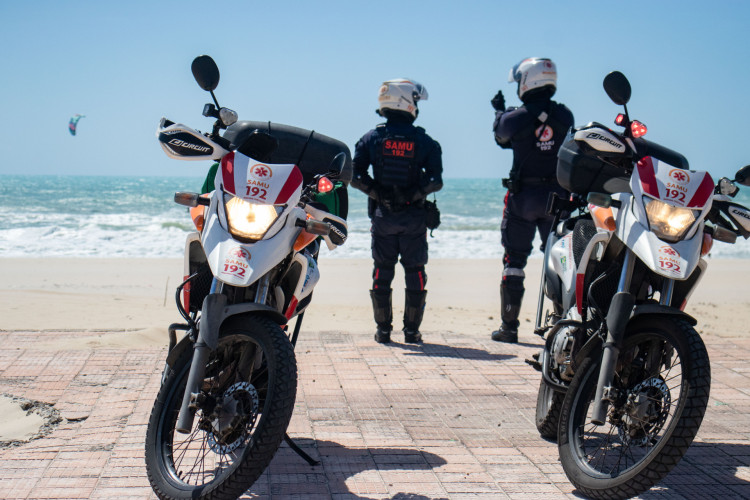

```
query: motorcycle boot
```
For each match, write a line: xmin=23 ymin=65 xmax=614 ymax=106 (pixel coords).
xmin=403 ymin=289 xmax=427 ymax=343
xmin=370 ymin=289 xmax=393 ymax=343
xmin=492 ymin=275 xmax=524 ymax=343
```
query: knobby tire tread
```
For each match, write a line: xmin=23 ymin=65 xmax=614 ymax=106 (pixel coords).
xmin=536 ymin=379 xmax=564 ymax=441
xmin=146 ymin=315 xmax=298 ymax=500
xmin=558 ymin=318 xmax=711 ymax=500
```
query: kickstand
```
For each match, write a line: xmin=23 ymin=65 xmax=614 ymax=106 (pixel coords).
xmin=284 ymin=433 xmax=319 ymax=466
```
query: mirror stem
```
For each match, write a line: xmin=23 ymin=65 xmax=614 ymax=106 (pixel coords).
xmin=209 ymin=90 xmax=221 ymax=110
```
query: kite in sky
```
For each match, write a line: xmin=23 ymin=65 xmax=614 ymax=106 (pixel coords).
xmin=68 ymin=114 xmax=85 ymax=136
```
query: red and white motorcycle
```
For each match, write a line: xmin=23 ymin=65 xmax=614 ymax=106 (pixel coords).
xmin=144 ymin=55 xmax=349 ymax=500
xmin=531 ymin=70 xmax=750 ymax=498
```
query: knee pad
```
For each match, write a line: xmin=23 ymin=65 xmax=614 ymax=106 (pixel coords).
xmin=373 ymin=265 xmax=395 ymax=291
xmin=404 ymin=266 xmax=427 ymax=291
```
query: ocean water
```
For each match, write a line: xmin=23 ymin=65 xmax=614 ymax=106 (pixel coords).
xmin=2 ymin=175 xmax=750 ymax=260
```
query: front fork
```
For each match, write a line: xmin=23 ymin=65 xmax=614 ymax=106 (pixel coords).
xmin=590 ymin=249 xmax=675 ymax=425
xmin=175 ymin=275 xmax=271 ymax=434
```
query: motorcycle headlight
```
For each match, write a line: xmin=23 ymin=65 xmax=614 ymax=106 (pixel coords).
xmin=644 ymin=197 xmax=698 ymax=242
xmin=224 ymin=194 xmax=282 ymax=241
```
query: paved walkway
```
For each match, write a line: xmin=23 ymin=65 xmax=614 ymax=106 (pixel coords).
xmin=2 ymin=329 xmax=750 ymax=499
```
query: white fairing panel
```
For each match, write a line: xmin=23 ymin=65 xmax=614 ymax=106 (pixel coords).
xmin=550 ymin=233 xmax=575 ymax=294
xmin=614 ymin=193 xmax=702 ymax=280
xmin=201 ymin=204 xmax=305 ymax=286
xmin=216 ymin=152 xmax=302 ymax=207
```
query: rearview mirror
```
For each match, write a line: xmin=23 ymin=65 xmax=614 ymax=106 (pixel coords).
xmin=603 ymin=71 xmax=632 ymax=106
xmin=328 ymin=152 xmax=346 ymax=177
xmin=191 ymin=55 xmax=220 ymax=92
xmin=734 ymin=165 xmax=750 ymax=186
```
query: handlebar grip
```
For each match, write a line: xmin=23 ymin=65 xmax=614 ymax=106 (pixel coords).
xmin=301 ymin=219 xmax=331 ymax=236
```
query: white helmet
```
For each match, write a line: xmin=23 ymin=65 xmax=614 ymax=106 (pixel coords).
xmin=508 ymin=58 xmax=557 ymax=99
xmin=377 ymin=78 xmax=429 ymax=119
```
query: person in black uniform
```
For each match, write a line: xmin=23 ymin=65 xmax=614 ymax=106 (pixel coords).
xmin=351 ymin=78 xmax=443 ymax=344
xmin=491 ymin=58 xmax=575 ymax=343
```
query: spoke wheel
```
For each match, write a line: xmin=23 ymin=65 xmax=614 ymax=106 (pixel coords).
xmin=146 ymin=316 xmax=297 ymax=500
xmin=558 ymin=317 xmax=710 ymax=499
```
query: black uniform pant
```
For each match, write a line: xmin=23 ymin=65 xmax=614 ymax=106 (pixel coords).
xmin=371 ymin=205 xmax=428 ymax=292
xmin=499 ymin=184 xmax=566 ymax=328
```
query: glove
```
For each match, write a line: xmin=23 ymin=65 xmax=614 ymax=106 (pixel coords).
xmin=491 ymin=90 xmax=506 ymax=112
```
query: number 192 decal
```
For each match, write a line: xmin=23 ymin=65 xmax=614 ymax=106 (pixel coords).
xmin=246 ymin=186 xmax=267 ymax=199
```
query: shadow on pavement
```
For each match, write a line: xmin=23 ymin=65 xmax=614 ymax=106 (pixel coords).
xmin=567 ymin=441 xmax=750 ymax=498
xmin=390 ymin=341 xmax=516 ymax=361
xmin=258 ymin=438 xmax=449 ymax=500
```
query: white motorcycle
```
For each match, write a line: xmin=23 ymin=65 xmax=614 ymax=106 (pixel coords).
xmin=144 ymin=55 xmax=349 ymax=500
xmin=531 ymin=71 xmax=750 ymax=498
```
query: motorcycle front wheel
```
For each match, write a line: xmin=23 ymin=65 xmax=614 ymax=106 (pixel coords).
xmin=145 ymin=315 xmax=297 ymax=500
xmin=558 ymin=317 xmax=710 ymax=499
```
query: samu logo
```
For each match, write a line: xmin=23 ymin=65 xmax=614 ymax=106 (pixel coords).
xmin=249 ymin=164 xmax=273 ymax=181
xmin=669 ymin=169 xmax=690 ymax=184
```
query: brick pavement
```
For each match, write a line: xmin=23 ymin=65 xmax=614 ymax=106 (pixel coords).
xmin=2 ymin=329 xmax=750 ymax=499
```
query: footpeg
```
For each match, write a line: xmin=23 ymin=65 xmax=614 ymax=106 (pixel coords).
xmin=525 ymin=357 xmax=542 ymax=372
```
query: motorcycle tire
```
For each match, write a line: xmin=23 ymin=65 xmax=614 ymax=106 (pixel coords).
xmin=535 ymin=379 xmax=565 ymax=440
xmin=145 ymin=315 xmax=297 ymax=500
xmin=558 ymin=317 xmax=710 ymax=499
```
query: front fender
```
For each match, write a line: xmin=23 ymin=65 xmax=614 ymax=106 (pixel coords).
xmin=572 ymin=304 xmax=697 ymax=370
xmin=165 ymin=303 xmax=287 ymax=369
xmin=631 ymin=304 xmax=697 ymax=326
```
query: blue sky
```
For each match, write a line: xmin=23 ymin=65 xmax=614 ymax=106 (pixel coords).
xmin=1 ymin=1 xmax=748 ymax=179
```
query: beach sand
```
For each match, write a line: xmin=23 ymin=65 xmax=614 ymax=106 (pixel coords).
xmin=1 ymin=256 xmax=749 ymax=442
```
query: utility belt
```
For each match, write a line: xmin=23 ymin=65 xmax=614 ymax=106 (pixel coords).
xmin=369 ymin=195 xmax=425 ymax=217
xmin=502 ymin=176 xmax=558 ymax=194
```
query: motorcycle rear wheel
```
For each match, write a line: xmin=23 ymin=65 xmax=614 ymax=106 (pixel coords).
xmin=535 ymin=379 xmax=565 ymax=440
xmin=558 ymin=317 xmax=710 ymax=499
xmin=145 ymin=315 xmax=297 ymax=500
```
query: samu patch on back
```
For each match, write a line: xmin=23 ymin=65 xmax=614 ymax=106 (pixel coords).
xmin=382 ymin=139 xmax=415 ymax=158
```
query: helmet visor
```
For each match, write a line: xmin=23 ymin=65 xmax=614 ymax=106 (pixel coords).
xmin=412 ymin=80 xmax=428 ymax=101
xmin=508 ymin=61 xmax=523 ymax=83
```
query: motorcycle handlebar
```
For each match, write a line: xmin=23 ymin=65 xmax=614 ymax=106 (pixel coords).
xmin=632 ymin=137 xmax=690 ymax=170
xmin=295 ymin=218 xmax=331 ymax=236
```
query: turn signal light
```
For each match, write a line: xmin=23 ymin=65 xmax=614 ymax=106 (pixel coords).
xmin=701 ymin=232 xmax=714 ymax=257
xmin=615 ymin=113 xmax=626 ymax=125
xmin=631 ymin=120 xmax=648 ymax=138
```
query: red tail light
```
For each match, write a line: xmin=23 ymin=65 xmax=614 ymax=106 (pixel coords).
xmin=631 ymin=120 xmax=647 ymax=138
xmin=317 ymin=176 xmax=334 ymax=193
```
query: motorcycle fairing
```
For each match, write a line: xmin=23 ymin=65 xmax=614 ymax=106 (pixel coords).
xmin=549 ymin=232 xmax=576 ymax=299
xmin=618 ymin=158 xmax=713 ymax=279
xmin=218 ymin=152 xmax=303 ymax=207
xmin=613 ymin=193 xmax=702 ymax=280
xmin=202 ymin=202 xmax=306 ymax=287
xmin=632 ymin=157 xmax=714 ymax=235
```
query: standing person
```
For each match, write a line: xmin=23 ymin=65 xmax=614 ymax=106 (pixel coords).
xmin=490 ymin=58 xmax=574 ymax=343
xmin=351 ymin=78 xmax=443 ymax=344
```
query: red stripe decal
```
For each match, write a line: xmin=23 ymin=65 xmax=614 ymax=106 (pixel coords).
xmin=637 ymin=157 xmax=659 ymax=198
xmin=284 ymin=296 xmax=299 ymax=320
xmin=221 ymin=153 xmax=236 ymax=194
xmin=274 ymin=166 xmax=303 ymax=204
xmin=687 ymin=173 xmax=715 ymax=208
xmin=576 ymin=273 xmax=585 ymax=315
